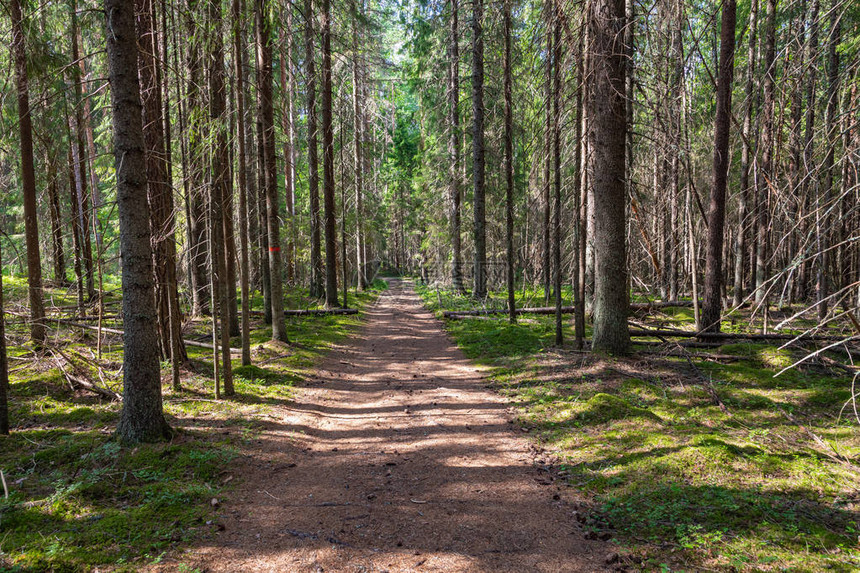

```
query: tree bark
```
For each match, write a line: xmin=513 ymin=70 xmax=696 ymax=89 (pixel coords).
xmin=306 ymin=0 xmax=324 ymax=299
xmin=321 ymin=0 xmax=339 ymax=307
xmin=448 ymin=0 xmax=464 ymax=293
xmin=233 ymin=0 xmax=252 ymax=366
xmin=573 ymin=31 xmax=585 ymax=350
xmin=11 ymin=0 xmax=46 ymax=346
xmin=504 ymin=0 xmax=516 ymax=325
xmin=819 ymin=5 xmax=840 ymax=321
xmin=702 ymin=0 xmax=737 ymax=333
xmin=185 ymin=0 xmax=210 ymax=316
xmin=0 ymin=237 xmax=8 ymax=434
xmin=733 ymin=0 xmax=758 ymax=306
xmin=47 ymin=156 xmax=67 ymax=285
xmin=754 ymin=0 xmax=776 ymax=307
xmin=105 ymin=0 xmax=172 ymax=443
xmin=67 ymin=143 xmax=85 ymax=313
xmin=542 ymin=3 xmax=552 ymax=305
xmin=209 ymin=0 xmax=235 ymax=393
xmin=136 ymin=0 xmax=188 ymax=370
xmin=257 ymin=0 xmax=288 ymax=341
xmin=588 ymin=0 xmax=631 ymax=354
xmin=279 ymin=20 xmax=296 ymax=287
xmin=551 ymin=3 xmax=562 ymax=344
xmin=472 ymin=0 xmax=486 ymax=299
xmin=70 ymin=2 xmax=95 ymax=302
xmin=353 ymin=4 xmax=367 ymax=290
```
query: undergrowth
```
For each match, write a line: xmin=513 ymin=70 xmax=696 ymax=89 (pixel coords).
xmin=417 ymin=283 xmax=860 ymax=572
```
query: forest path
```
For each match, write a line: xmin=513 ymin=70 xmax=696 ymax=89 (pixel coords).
xmin=179 ymin=279 xmax=613 ymax=572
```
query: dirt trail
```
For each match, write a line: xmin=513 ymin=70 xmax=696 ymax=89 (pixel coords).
xmin=181 ymin=279 xmax=613 ymax=572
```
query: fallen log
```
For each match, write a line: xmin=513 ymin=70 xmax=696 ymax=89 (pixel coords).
xmin=628 ymin=327 xmax=854 ymax=343
xmin=249 ymin=308 xmax=359 ymax=317
xmin=443 ymin=301 xmax=693 ymax=318
xmin=54 ymin=319 xmax=243 ymax=354
xmin=284 ymin=308 xmax=357 ymax=316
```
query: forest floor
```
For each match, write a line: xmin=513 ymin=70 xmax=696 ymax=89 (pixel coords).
xmin=415 ymin=282 xmax=860 ymax=572
xmin=2 ymin=275 xmax=858 ymax=572
xmin=153 ymin=278 xmax=616 ymax=572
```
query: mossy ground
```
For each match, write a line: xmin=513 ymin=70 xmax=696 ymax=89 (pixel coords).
xmin=0 ymin=274 xmax=386 ymax=572
xmin=416 ymin=282 xmax=860 ymax=572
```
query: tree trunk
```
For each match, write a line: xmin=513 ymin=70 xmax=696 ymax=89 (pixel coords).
xmin=733 ymin=0 xmax=758 ymax=306
xmin=353 ymin=5 xmax=367 ymax=290
xmin=448 ymin=0 xmax=464 ymax=293
xmin=306 ymin=0 xmax=324 ymax=299
xmin=588 ymin=0 xmax=631 ymax=354
xmin=136 ymin=0 xmax=188 ymax=370
xmin=754 ymin=0 xmax=776 ymax=307
xmin=186 ymin=0 xmax=210 ymax=316
xmin=0 ymin=236 xmax=8 ymax=434
xmin=472 ymin=0 xmax=486 ymax=299
xmin=233 ymin=0 xmax=252 ymax=366
xmin=542 ymin=3 xmax=552 ymax=305
xmin=257 ymin=0 xmax=288 ymax=341
xmin=255 ymin=75 xmax=272 ymax=324
xmin=106 ymin=0 xmax=172 ymax=443
xmin=11 ymin=0 xmax=46 ymax=346
xmin=819 ymin=5 xmax=840 ymax=322
xmin=279 ymin=21 xmax=296 ymax=287
xmin=47 ymin=156 xmax=67 ymax=285
xmin=504 ymin=0 xmax=516 ymax=325
xmin=70 ymin=2 xmax=95 ymax=302
xmin=573 ymin=32 xmax=585 ymax=350
xmin=321 ymin=0 xmax=339 ymax=307
xmin=209 ymin=0 xmax=235 ymax=393
xmin=702 ymin=0 xmax=737 ymax=333
xmin=551 ymin=3 xmax=562 ymax=345
xmin=67 ymin=144 xmax=85 ymax=313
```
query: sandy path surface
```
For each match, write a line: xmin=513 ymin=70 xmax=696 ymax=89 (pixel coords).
xmin=179 ymin=279 xmax=613 ymax=572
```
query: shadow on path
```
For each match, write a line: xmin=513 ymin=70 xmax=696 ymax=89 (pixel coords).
xmin=168 ymin=279 xmax=614 ymax=573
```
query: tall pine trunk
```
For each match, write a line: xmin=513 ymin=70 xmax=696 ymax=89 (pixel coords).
xmin=11 ymin=0 xmax=46 ymax=346
xmin=589 ymin=0 xmax=631 ymax=354
xmin=448 ymin=0 xmax=464 ymax=293
xmin=257 ymin=0 xmax=288 ymax=341
xmin=209 ymin=0 xmax=235 ymax=393
xmin=136 ymin=0 xmax=188 ymax=371
xmin=106 ymin=0 xmax=172 ymax=443
xmin=702 ymin=0 xmax=737 ymax=333
xmin=733 ymin=0 xmax=758 ymax=306
xmin=504 ymin=0 xmax=516 ymax=325
xmin=186 ymin=0 xmax=210 ymax=316
xmin=551 ymin=2 xmax=562 ymax=344
xmin=0 ymin=237 xmax=8 ymax=434
xmin=472 ymin=0 xmax=486 ymax=299
xmin=321 ymin=0 xmax=339 ymax=307
xmin=306 ymin=0 xmax=323 ymax=299
xmin=754 ymin=0 xmax=776 ymax=309
xmin=233 ymin=0 xmax=252 ymax=366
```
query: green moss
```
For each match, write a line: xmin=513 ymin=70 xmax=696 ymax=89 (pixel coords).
xmin=576 ymin=393 xmax=662 ymax=425
xmin=416 ymin=284 xmax=860 ymax=572
xmin=0 ymin=279 xmax=384 ymax=571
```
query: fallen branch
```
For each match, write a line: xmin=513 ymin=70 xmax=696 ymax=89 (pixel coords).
xmin=777 ymin=406 xmax=860 ymax=474
xmin=50 ymin=348 xmax=121 ymax=401
xmin=443 ymin=301 xmax=692 ymax=318
xmin=628 ymin=327 xmax=853 ymax=343
xmin=250 ymin=308 xmax=358 ymax=317
xmin=54 ymin=318 xmax=242 ymax=354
